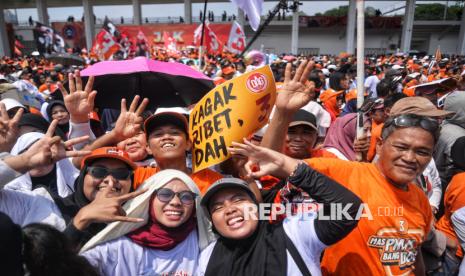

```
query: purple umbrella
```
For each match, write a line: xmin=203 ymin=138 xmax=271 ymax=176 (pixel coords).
xmin=80 ymin=57 xmax=213 ymax=110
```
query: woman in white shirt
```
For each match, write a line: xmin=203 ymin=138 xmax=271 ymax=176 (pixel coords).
xmin=81 ymin=169 xmax=214 ymax=276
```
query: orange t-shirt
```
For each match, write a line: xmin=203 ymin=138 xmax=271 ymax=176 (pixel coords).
xmin=303 ymin=158 xmax=433 ymax=276
xmin=367 ymin=123 xmax=383 ymax=162
xmin=435 ymin=172 xmax=465 ymax=258
xmin=133 ymin=166 xmax=223 ymax=195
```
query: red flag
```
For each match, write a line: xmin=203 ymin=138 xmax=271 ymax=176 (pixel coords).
xmin=163 ymin=31 xmax=177 ymax=53
xmin=227 ymin=21 xmax=246 ymax=54
xmin=193 ymin=23 xmax=223 ymax=54
xmin=91 ymin=29 xmax=121 ymax=60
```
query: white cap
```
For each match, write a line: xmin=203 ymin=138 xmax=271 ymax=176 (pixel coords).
xmin=321 ymin=68 xmax=330 ymax=76
xmin=0 ymin=98 xmax=25 ymax=111
xmin=392 ymin=65 xmax=404 ymax=70
xmin=31 ymin=51 xmax=40 ymax=56
xmin=408 ymin=72 xmax=421 ymax=78
xmin=327 ymin=64 xmax=337 ymax=70
xmin=155 ymin=107 xmax=190 ymax=116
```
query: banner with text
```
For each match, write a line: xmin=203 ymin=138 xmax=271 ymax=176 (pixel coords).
xmin=189 ymin=66 xmax=276 ymax=172
xmin=119 ymin=24 xmax=231 ymax=49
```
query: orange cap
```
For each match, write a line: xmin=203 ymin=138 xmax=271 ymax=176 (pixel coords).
xmin=81 ymin=147 xmax=137 ymax=169
xmin=320 ymin=89 xmax=343 ymax=103
xmin=222 ymin=66 xmax=235 ymax=75
xmin=344 ymin=89 xmax=367 ymax=102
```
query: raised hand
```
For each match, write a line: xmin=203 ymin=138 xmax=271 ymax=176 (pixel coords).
xmin=276 ymin=61 xmax=315 ymax=114
xmin=59 ymin=70 xmax=97 ymax=123
xmin=73 ymin=187 xmax=147 ymax=230
xmin=228 ymin=139 xmax=301 ymax=180
xmin=21 ymin=120 xmax=91 ymax=169
xmin=0 ymin=102 xmax=23 ymax=152
xmin=112 ymin=95 xmax=149 ymax=140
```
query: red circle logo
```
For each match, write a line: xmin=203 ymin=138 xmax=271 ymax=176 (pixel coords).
xmin=246 ymin=73 xmax=268 ymax=93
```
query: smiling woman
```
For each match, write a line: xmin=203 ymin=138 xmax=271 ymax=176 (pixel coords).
xmin=50 ymin=147 xmax=145 ymax=250
xmin=80 ymin=169 xmax=214 ymax=276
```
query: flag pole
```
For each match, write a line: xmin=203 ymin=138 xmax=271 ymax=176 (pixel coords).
xmin=239 ymin=0 xmax=287 ymax=57
xmin=356 ymin=0 xmax=365 ymax=161
xmin=199 ymin=0 xmax=208 ymax=70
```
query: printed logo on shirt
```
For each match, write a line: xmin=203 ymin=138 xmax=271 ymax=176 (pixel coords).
xmin=367 ymin=219 xmax=424 ymax=275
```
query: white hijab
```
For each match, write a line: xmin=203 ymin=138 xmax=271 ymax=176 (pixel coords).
xmin=80 ymin=169 xmax=216 ymax=252
xmin=5 ymin=132 xmax=79 ymax=197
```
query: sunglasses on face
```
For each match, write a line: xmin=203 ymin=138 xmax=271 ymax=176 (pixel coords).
xmin=154 ymin=188 xmax=197 ymax=205
xmin=385 ymin=114 xmax=439 ymax=133
xmin=87 ymin=166 xmax=133 ymax=180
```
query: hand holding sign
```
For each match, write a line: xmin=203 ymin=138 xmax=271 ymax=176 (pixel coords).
xmin=277 ymin=61 xmax=315 ymax=114
xmin=189 ymin=66 xmax=276 ymax=172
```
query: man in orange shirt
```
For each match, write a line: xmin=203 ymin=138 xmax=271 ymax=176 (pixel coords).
xmin=261 ymin=61 xmax=437 ymax=275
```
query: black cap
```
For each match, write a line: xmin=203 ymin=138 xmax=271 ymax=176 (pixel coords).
xmin=144 ymin=112 xmax=188 ymax=137
xmin=201 ymin=178 xmax=257 ymax=209
xmin=289 ymin=109 xmax=317 ymax=131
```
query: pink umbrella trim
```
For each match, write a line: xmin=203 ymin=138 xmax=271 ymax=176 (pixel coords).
xmin=80 ymin=57 xmax=211 ymax=81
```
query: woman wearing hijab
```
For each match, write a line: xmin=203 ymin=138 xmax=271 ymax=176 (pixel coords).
xmin=5 ymin=132 xmax=79 ymax=197
xmin=18 ymin=113 xmax=67 ymax=140
xmin=323 ymin=113 xmax=371 ymax=161
xmin=319 ymin=72 xmax=349 ymax=122
xmin=54 ymin=147 xmax=146 ymax=249
xmin=80 ymin=169 xmax=214 ymax=276
xmin=197 ymin=141 xmax=362 ymax=276
xmin=46 ymin=100 xmax=70 ymax=137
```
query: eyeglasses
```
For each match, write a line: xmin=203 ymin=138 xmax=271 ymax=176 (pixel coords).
xmin=384 ymin=114 xmax=439 ymax=134
xmin=154 ymin=188 xmax=197 ymax=205
xmin=87 ymin=166 xmax=133 ymax=180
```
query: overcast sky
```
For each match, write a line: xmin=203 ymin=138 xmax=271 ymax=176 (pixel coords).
xmin=7 ymin=1 xmax=459 ymax=23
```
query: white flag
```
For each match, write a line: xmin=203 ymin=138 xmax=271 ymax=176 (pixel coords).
xmin=231 ymin=0 xmax=263 ymax=31
xmin=227 ymin=21 xmax=246 ymax=54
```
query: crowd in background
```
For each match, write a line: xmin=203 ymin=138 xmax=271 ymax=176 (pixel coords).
xmin=1 ymin=48 xmax=465 ymax=275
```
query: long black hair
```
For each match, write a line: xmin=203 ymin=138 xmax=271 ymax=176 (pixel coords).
xmin=22 ymin=223 xmax=99 ymax=276
xmin=329 ymin=71 xmax=347 ymax=91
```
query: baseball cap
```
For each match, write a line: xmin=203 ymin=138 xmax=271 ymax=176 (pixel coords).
xmin=222 ymin=66 xmax=235 ymax=75
xmin=391 ymin=65 xmax=404 ymax=70
xmin=201 ymin=178 xmax=257 ymax=209
xmin=327 ymin=64 xmax=337 ymax=70
xmin=289 ymin=109 xmax=318 ymax=131
xmin=81 ymin=147 xmax=137 ymax=169
xmin=144 ymin=111 xmax=188 ymax=137
xmin=390 ymin=96 xmax=455 ymax=117
xmin=408 ymin=72 xmax=421 ymax=79
xmin=0 ymin=98 xmax=25 ymax=111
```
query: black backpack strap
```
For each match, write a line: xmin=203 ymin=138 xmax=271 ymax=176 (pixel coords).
xmin=284 ymin=231 xmax=312 ymax=276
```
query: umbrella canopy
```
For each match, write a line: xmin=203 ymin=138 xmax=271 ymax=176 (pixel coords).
xmin=45 ymin=53 xmax=85 ymax=66
xmin=80 ymin=57 xmax=214 ymax=110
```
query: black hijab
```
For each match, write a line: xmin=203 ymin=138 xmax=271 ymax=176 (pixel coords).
xmin=18 ymin=113 xmax=66 ymax=140
xmin=53 ymin=165 xmax=90 ymax=223
xmin=205 ymin=218 xmax=288 ymax=276
xmin=46 ymin=100 xmax=70 ymax=135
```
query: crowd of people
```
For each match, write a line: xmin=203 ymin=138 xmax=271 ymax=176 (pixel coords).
xmin=1 ymin=48 xmax=465 ymax=276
